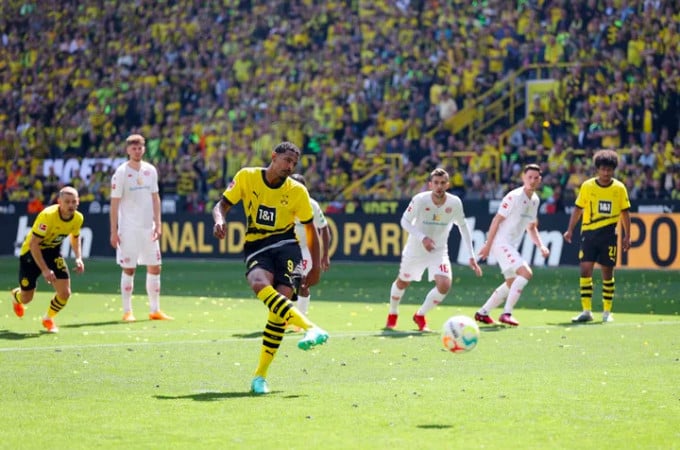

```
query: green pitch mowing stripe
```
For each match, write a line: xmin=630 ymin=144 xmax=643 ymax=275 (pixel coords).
xmin=1 ymin=257 xmax=678 ymax=449
xmin=2 ymin=320 xmax=679 ymax=354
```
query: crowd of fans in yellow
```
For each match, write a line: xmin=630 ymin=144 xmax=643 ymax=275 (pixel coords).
xmin=0 ymin=0 xmax=679 ymax=213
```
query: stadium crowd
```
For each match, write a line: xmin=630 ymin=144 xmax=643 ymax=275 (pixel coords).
xmin=0 ymin=0 xmax=679 ymax=213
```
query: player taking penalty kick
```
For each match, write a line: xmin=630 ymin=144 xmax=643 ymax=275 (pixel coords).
xmin=213 ymin=141 xmax=328 ymax=395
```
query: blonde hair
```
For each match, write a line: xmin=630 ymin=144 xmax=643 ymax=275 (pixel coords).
xmin=429 ymin=167 xmax=449 ymax=180
xmin=59 ymin=186 xmax=79 ymax=199
xmin=126 ymin=134 xmax=145 ymax=146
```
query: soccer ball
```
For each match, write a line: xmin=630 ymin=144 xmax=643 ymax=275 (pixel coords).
xmin=441 ymin=315 xmax=480 ymax=353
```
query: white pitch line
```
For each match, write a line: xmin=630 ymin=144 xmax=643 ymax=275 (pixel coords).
xmin=1 ymin=321 xmax=678 ymax=353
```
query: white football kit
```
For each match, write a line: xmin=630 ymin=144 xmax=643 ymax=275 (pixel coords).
xmin=111 ymin=161 xmax=162 ymax=268
xmin=490 ymin=186 xmax=540 ymax=277
xmin=294 ymin=198 xmax=328 ymax=275
xmin=398 ymin=191 xmax=475 ymax=282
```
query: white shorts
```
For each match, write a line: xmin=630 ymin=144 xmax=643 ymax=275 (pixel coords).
xmin=300 ymin=246 xmax=312 ymax=276
xmin=491 ymin=243 xmax=524 ymax=278
xmin=116 ymin=229 xmax=162 ymax=268
xmin=398 ymin=252 xmax=451 ymax=283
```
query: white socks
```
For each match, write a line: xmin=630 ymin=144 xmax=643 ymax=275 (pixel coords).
xmin=297 ymin=295 xmax=310 ymax=316
xmin=389 ymin=282 xmax=405 ymax=314
xmin=121 ymin=272 xmax=134 ymax=312
xmin=121 ymin=272 xmax=162 ymax=313
xmin=416 ymin=287 xmax=446 ymax=316
xmin=146 ymin=273 xmax=161 ymax=312
xmin=479 ymin=282 xmax=510 ymax=315
xmin=504 ymin=276 xmax=529 ymax=314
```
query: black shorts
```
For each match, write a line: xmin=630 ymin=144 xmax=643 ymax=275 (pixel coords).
xmin=18 ymin=248 xmax=70 ymax=290
xmin=244 ymin=242 xmax=303 ymax=291
xmin=579 ymin=225 xmax=618 ymax=267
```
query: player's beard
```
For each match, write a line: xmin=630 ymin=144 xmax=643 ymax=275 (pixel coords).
xmin=277 ymin=168 xmax=291 ymax=182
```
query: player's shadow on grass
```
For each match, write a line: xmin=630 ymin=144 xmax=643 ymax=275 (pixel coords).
xmin=0 ymin=329 xmax=41 ymax=340
xmin=479 ymin=325 xmax=506 ymax=333
xmin=61 ymin=320 xmax=127 ymax=329
xmin=417 ymin=424 xmax=453 ymax=429
xmin=154 ymin=391 xmax=304 ymax=401
xmin=547 ymin=321 xmax=601 ymax=328
xmin=232 ymin=331 xmax=263 ymax=339
xmin=377 ymin=329 xmax=434 ymax=338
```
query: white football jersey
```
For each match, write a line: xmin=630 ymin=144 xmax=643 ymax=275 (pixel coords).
xmin=111 ymin=161 xmax=159 ymax=230
xmin=493 ymin=186 xmax=540 ymax=248
xmin=295 ymin=198 xmax=327 ymax=249
xmin=401 ymin=191 xmax=474 ymax=258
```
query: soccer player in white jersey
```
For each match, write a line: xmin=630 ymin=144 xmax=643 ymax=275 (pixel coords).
xmin=386 ymin=168 xmax=482 ymax=332
xmin=109 ymin=134 xmax=172 ymax=322
xmin=290 ymin=174 xmax=331 ymax=317
xmin=475 ymin=163 xmax=550 ymax=327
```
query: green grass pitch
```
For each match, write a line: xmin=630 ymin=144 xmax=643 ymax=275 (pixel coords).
xmin=1 ymin=256 xmax=678 ymax=450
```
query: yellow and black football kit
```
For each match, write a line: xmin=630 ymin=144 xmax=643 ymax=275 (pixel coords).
xmin=222 ymin=167 xmax=322 ymax=382
xmin=574 ymin=177 xmax=630 ymax=267
xmin=222 ymin=167 xmax=314 ymax=287
xmin=18 ymin=204 xmax=84 ymax=289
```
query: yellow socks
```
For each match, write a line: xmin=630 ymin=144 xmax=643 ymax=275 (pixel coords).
xmin=579 ymin=277 xmax=593 ymax=311
xmin=256 ymin=285 xmax=313 ymax=330
xmin=579 ymin=277 xmax=615 ymax=312
xmin=254 ymin=312 xmax=285 ymax=378
xmin=47 ymin=295 xmax=67 ymax=318
xmin=602 ymin=278 xmax=615 ymax=312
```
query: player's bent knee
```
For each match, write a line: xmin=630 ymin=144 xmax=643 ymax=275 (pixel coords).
xmin=57 ymin=289 xmax=72 ymax=300
xmin=516 ymin=264 xmax=533 ymax=280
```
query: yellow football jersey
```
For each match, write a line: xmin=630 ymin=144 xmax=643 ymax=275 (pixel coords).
xmin=575 ymin=178 xmax=630 ymax=231
xmin=223 ymin=168 xmax=313 ymax=248
xmin=20 ymin=204 xmax=84 ymax=255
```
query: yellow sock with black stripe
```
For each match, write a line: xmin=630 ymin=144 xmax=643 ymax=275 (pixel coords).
xmin=579 ymin=277 xmax=593 ymax=311
xmin=256 ymin=285 xmax=313 ymax=330
xmin=47 ymin=295 xmax=67 ymax=318
xmin=602 ymin=278 xmax=615 ymax=312
xmin=12 ymin=288 xmax=23 ymax=304
xmin=254 ymin=312 xmax=285 ymax=378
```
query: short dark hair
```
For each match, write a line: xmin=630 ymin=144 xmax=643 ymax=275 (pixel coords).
xmin=593 ymin=149 xmax=619 ymax=169
xmin=523 ymin=163 xmax=542 ymax=175
xmin=273 ymin=141 xmax=301 ymax=156
xmin=290 ymin=173 xmax=306 ymax=187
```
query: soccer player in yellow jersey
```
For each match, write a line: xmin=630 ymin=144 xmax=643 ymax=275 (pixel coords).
xmin=10 ymin=186 xmax=85 ymax=333
xmin=212 ymin=141 xmax=328 ymax=395
xmin=563 ymin=150 xmax=631 ymax=323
